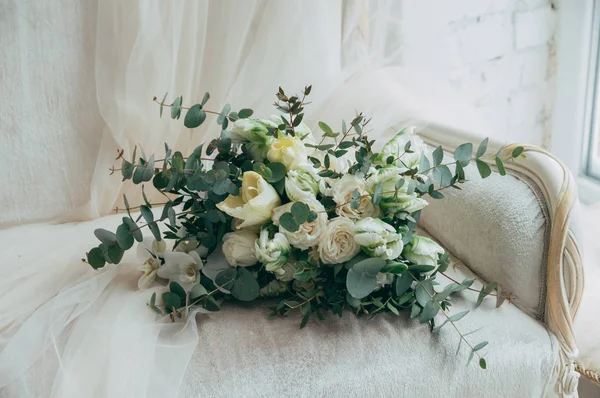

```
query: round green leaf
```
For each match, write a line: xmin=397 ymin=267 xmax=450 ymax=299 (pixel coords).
xmin=94 ymin=228 xmax=117 ymax=244
xmin=190 ymin=284 xmax=208 ymax=300
xmin=122 ymin=217 xmax=143 ymax=242
xmin=266 ymin=162 xmax=286 ymax=182
xmin=116 ymin=223 xmax=134 ymax=250
xmin=475 ymin=159 xmax=492 ymax=179
xmin=184 ymin=104 xmax=207 ymax=128
xmin=169 ymin=281 xmax=187 ymax=301
xmin=346 ymin=258 xmax=386 ymax=299
xmin=162 ymin=292 xmax=182 ymax=313
xmin=453 ymin=143 xmax=473 ymax=162
xmin=106 ymin=244 xmax=124 ymax=264
xmin=87 ymin=247 xmax=106 ymax=269
xmin=214 ymin=268 xmax=236 ymax=293
xmin=231 ymin=268 xmax=260 ymax=302
xmin=238 ymin=108 xmax=254 ymax=119
xmin=291 ymin=202 xmax=309 ymax=223
xmin=279 ymin=212 xmax=300 ymax=232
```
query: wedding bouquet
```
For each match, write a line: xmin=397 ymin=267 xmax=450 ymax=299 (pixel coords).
xmin=86 ymin=86 xmax=523 ymax=369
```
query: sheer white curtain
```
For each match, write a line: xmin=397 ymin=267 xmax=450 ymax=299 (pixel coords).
xmin=0 ymin=1 xmax=420 ymax=397
xmin=1 ymin=1 xmax=489 ymax=397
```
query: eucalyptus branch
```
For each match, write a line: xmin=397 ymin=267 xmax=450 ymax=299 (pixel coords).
xmin=152 ymin=97 xmax=237 ymax=121
xmin=408 ymin=273 xmax=484 ymax=366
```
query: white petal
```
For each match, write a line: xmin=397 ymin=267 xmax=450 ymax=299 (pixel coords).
xmin=138 ymin=270 xmax=157 ymax=290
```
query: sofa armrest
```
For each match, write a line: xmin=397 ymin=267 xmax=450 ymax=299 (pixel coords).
xmin=418 ymin=124 xmax=584 ymax=397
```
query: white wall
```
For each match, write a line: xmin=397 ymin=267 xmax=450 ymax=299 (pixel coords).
xmin=399 ymin=0 xmax=558 ymax=147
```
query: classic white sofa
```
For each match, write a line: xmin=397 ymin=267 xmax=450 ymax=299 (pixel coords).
xmin=0 ymin=126 xmax=588 ymax=398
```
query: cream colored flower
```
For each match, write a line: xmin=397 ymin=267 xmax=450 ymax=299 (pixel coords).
xmin=403 ymin=235 xmax=445 ymax=269
xmin=272 ymin=197 xmax=328 ymax=250
xmin=376 ymin=126 xmax=428 ymax=169
xmin=354 ymin=217 xmax=404 ymax=260
xmin=222 ymin=230 xmax=258 ymax=267
xmin=217 ymin=171 xmax=281 ymax=229
xmin=267 ymin=135 xmax=308 ymax=170
xmin=331 ymin=174 xmax=379 ymax=220
xmin=255 ymin=229 xmax=291 ymax=275
xmin=318 ymin=217 xmax=361 ymax=264
xmin=285 ymin=165 xmax=320 ymax=201
xmin=157 ymin=250 xmax=203 ymax=291
xmin=229 ymin=119 xmax=275 ymax=161
xmin=136 ymin=238 xmax=167 ymax=289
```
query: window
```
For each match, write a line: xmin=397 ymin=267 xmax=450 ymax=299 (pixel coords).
xmin=552 ymin=0 xmax=600 ymax=203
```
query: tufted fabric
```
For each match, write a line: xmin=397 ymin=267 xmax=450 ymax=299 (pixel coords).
xmin=420 ymin=158 xmax=548 ymax=320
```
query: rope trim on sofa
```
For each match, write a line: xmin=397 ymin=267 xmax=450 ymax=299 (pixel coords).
xmin=576 ymin=364 xmax=600 ymax=387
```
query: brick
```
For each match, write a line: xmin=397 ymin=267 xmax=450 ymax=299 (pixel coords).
xmin=518 ymin=48 xmax=550 ymax=87
xmin=459 ymin=14 xmax=514 ymax=63
xmin=515 ymin=7 xmax=557 ymax=50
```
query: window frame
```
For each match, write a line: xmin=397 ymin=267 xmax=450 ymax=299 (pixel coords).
xmin=551 ymin=0 xmax=600 ymax=203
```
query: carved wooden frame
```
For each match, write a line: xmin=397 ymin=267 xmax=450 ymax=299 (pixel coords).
xmin=418 ymin=125 xmax=586 ymax=397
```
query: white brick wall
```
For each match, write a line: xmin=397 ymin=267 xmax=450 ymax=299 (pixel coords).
xmin=399 ymin=0 xmax=557 ymax=147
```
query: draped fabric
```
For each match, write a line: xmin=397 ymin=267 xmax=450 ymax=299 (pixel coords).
xmin=0 ymin=1 xmax=489 ymax=397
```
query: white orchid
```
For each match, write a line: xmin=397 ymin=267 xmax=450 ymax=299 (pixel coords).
xmin=136 ymin=238 xmax=167 ymax=290
xmin=157 ymin=250 xmax=204 ymax=292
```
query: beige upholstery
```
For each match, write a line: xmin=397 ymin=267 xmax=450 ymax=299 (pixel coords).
xmin=422 ymin=156 xmax=548 ymax=320
xmin=419 ymin=125 xmax=585 ymax=397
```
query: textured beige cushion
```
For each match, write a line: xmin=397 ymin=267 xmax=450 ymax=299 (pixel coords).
xmin=180 ymin=260 xmax=557 ymax=398
xmin=420 ymin=161 xmax=548 ymax=320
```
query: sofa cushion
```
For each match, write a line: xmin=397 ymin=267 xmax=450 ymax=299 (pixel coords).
xmin=420 ymin=159 xmax=549 ymax=321
xmin=179 ymin=258 xmax=558 ymax=398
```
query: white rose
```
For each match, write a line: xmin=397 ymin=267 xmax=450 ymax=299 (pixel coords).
xmin=230 ymin=119 xmax=275 ymax=161
xmin=272 ymin=197 xmax=328 ymax=250
xmin=285 ymin=166 xmax=320 ymax=201
xmin=255 ymin=229 xmax=291 ymax=275
xmin=331 ymin=174 xmax=379 ymax=220
xmin=157 ymin=250 xmax=203 ymax=291
xmin=267 ymin=135 xmax=308 ymax=170
xmin=217 ymin=171 xmax=281 ymax=229
xmin=222 ymin=230 xmax=258 ymax=267
xmin=354 ymin=217 xmax=404 ymax=260
xmin=376 ymin=127 xmax=428 ymax=169
xmin=403 ymin=235 xmax=445 ymax=269
xmin=318 ymin=217 xmax=361 ymax=264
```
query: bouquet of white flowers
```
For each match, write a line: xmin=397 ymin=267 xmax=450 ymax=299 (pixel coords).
xmin=87 ymin=86 xmax=523 ymax=369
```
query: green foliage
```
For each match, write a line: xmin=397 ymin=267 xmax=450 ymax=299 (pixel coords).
xmin=346 ymin=258 xmax=386 ymax=299
xmin=184 ymin=104 xmax=207 ymax=128
xmin=87 ymin=85 xmax=521 ymax=371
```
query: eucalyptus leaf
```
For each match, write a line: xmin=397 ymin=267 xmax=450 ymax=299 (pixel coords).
xmin=184 ymin=104 xmax=206 ymax=128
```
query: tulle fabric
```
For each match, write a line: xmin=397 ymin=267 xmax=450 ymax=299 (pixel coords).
xmin=0 ymin=1 xmax=486 ymax=397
